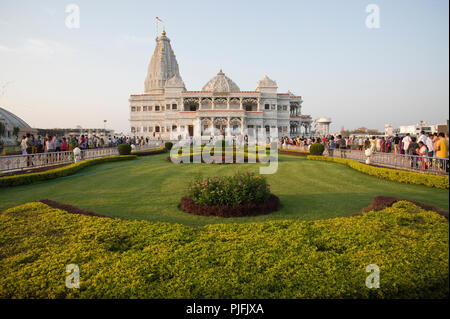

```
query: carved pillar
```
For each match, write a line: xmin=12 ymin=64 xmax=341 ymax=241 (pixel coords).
xmin=240 ymin=98 xmax=243 ymax=110
xmin=198 ymin=97 xmax=202 ymax=110
xmin=227 ymin=97 xmax=230 ymax=110
xmin=212 ymin=97 xmax=215 ymax=110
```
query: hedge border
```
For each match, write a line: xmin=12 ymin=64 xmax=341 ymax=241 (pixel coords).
xmin=307 ymin=155 xmax=449 ymax=189
xmin=179 ymin=194 xmax=281 ymax=217
xmin=353 ymin=196 xmax=449 ymax=220
xmin=0 ymin=155 xmax=137 ymax=187
xmin=39 ymin=199 xmax=113 ymax=218
xmin=278 ymin=150 xmax=310 ymax=157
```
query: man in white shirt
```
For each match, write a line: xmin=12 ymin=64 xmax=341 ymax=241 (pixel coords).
xmin=402 ymin=133 xmax=412 ymax=154
xmin=20 ymin=136 xmax=28 ymax=155
xmin=424 ymin=132 xmax=434 ymax=157
xmin=417 ymin=131 xmax=427 ymax=145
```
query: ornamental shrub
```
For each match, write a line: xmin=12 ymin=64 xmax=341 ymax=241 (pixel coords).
xmin=187 ymin=172 xmax=271 ymax=206
xmin=131 ymin=148 xmax=166 ymax=156
xmin=164 ymin=142 xmax=173 ymax=150
xmin=309 ymin=143 xmax=325 ymax=155
xmin=0 ymin=201 xmax=448 ymax=298
xmin=118 ymin=143 xmax=132 ymax=155
xmin=307 ymin=155 xmax=449 ymax=189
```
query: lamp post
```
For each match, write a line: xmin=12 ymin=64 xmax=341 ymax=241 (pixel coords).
xmin=103 ymin=120 xmax=107 ymax=137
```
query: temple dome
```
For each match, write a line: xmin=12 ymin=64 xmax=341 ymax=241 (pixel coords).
xmin=0 ymin=107 xmax=31 ymax=128
xmin=202 ymin=69 xmax=240 ymax=92
xmin=144 ymin=30 xmax=183 ymax=93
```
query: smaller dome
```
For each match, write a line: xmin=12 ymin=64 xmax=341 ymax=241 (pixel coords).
xmin=0 ymin=107 xmax=31 ymax=128
xmin=256 ymin=75 xmax=277 ymax=89
xmin=202 ymin=70 xmax=240 ymax=92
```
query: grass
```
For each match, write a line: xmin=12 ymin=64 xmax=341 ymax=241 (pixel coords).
xmin=0 ymin=153 xmax=448 ymax=226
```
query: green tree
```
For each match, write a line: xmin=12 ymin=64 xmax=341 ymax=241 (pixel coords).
xmin=12 ymin=126 xmax=19 ymax=137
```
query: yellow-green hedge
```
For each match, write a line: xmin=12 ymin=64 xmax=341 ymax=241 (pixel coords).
xmin=0 ymin=201 xmax=448 ymax=298
xmin=307 ymin=155 xmax=449 ymax=189
xmin=0 ymin=155 xmax=137 ymax=188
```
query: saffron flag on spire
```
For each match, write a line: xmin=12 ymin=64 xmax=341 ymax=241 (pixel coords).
xmin=156 ymin=17 xmax=163 ymax=22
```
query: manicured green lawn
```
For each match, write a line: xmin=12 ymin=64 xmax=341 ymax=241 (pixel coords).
xmin=0 ymin=153 xmax=448 ymax=226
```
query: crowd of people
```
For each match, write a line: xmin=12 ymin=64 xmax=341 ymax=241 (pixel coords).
xmin=9 ymin=130 xmax=450 ymax=173
xmin=17 ymin=134 xmax=154 ymax=155
xmin=281 ymin=131 xmax=449 ymax=172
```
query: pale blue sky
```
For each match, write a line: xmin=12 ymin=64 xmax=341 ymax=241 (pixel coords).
xmin=0 ymin=0 xmax=448 ymax=133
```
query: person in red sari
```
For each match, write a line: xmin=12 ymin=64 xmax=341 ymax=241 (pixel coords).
xmin=418 ymin=141 xmax=428 ymax=170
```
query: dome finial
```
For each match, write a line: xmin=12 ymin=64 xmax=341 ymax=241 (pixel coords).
xmin=161 ymin=28 xmax=166 ymax=36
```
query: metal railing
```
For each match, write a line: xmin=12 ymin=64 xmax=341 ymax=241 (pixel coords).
xmin=327 ymin=149 xmax=449 ymax=175
xmin=0 ymin=145 xmax=159 ymax=174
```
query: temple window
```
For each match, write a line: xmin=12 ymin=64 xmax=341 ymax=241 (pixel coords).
xmin=172 ymin=125 xmax=177 ymax=131
xmin=264 ymin=104 xmax=270 ymax=110
xmin=172 ymin=104 xmax=177 ymax=110
xmin=131 ymin=107 xmax=136 ymax=112
xmin=143 ymin=106 xmax=147 ymax=112
xmin=155 ymin=105 xmax=160 ymax=111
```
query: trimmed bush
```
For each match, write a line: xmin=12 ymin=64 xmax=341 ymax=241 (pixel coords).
xmin=309 ymin=143 xmax=325 ymax=155
xmin=164 ymin=142 xmax=173 ymax=150
xmin=0 ymin=201 xmax=448 ymax=298
xmin=131 ymin=148 xmax=167 ymax=157
xmin=118 ymin=143 xmax=132 ymax=155
xmin=0 ymin=155 xmax=137 ymax=187
xmin=187 ymin=172 xmax=271 ymax=206
xmin=307 ymin=155 xmax=449 ymax=189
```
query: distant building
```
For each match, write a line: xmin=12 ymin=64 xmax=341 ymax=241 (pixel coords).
xmin=314 ymin=117 xmax=332 ymax=136
xmin=384 ymin=124 xmax=399 ymax=136
xmin=387 ymin=120 xmax=449 ymax=136
xmin=0 ymin=107 xmax=37 ymax=146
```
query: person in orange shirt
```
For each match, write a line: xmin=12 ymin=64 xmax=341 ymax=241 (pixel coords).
xmin=435 ymin=133 xmax=449 ymax=172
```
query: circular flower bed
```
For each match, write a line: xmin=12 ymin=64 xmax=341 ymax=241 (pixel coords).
xmin=179 ymin=172 xmax=280 ymax=217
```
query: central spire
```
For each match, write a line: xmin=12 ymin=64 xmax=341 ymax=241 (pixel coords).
xmin=144 ymin=30 xmax=182 ymax=93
